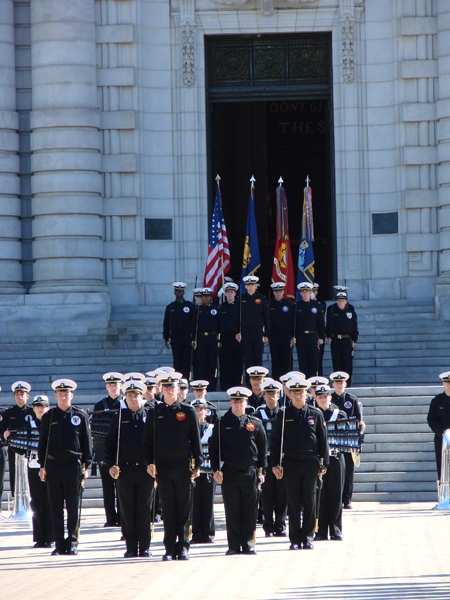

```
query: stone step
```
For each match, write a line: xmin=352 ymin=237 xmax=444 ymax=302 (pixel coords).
xmin=365 ymin=414 xmax=429 ymax=424
xmin=361 ymin=450 xmax=434 ymax=462
xmin=352 ymin=298 xmax=434 ymax=309
xmin=353 ymin=481 xmax=436 ymax=492
xmin=355 ymin=471 xmax=436 ymax=483
xmin=358 ymin=313 xmax=435 ymax=322
xmin=366 ymin=423 xmax=431 ymax=434
xmin=366 ymin=432 xmax=432 ymax=443
xmin=358 ymin=461 xmax=435 ymax=472
xmin=352 ymin=491 xmax=437 ymax=501
xmin=364 ymin=407 xmax=429 ymax=417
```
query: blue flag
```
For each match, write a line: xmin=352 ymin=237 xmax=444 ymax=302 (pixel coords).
xmin=240 ymin=181 xmax=261 ymax=294
xmin=296 ymin=186 xmax=315 ymax=301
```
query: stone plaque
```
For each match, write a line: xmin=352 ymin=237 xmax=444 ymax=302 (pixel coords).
xmin=145 ymin=219 xmax=172 ymax=240
xmin=372 ymin=212 xmax=398 ymax=235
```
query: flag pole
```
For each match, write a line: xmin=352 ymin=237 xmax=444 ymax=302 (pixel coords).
xmin=216 ymin=174 xmax=225 ymax=290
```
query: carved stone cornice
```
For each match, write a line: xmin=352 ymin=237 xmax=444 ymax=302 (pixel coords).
xmin=340 ymin=0 xmax=355 ymax=83
xmin=212 ymin=0 xmax=316 ymax=16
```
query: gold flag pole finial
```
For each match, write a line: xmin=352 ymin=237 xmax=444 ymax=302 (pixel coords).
xmin=215 ymin=174 xmax=221 ymax=181
xmin=278 ymin=176 xmax=283 ymax=185
xmin=250 ymin=175 xmax=256 ymax=190
xmin=306 ymin=175 xmax=311 ymax=188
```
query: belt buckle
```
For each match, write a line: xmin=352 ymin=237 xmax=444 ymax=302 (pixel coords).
xmin=204 ymin=332 xmax=209 ymax=336
xmin=337 ymin=334 xmax=342 ymax=339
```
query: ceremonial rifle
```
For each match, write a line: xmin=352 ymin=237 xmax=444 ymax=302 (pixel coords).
xmin=112 ymin=402 xmax=122 ymax=479
xmin=41 ymin=409 xmax=54 ymax=482
xmin=277 ymin=402 xmax=287 ymax=479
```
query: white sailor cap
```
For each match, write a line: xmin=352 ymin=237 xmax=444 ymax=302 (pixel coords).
xmin=172 ymin=282 xmax=187 ymax=290
xmin=243 ymin=275 xmax=259 ymax=284
xmin=190 ymin=380 xmax=209 ymax=390
xmin=122 ymin=380 xmax=146 ymax=394
xmin=227 ymin=386 xmax=252 ymax=400
xmin=32 ymin=395 xmax=49 ymax=406
xmin=262 ymin=380 xmax=283 ymax=392
xmin=308 ymin=376 xmax=329 ymax=388
xmin=155 ymin=367 xmax=176 ymax=374
xmin=192 ymin=288 xmax=203 ymax=297
xmin=270 ymin=282 xmax=286 ymax=291
xmin=329 ymin=371 xmax=349 ymax=382
xmin=52 ymin=379 xmax=77 ymax=392
xmin=246 ymin=366 xmax=269 ymax=378
xmin=12 ymin=381 xmax=31 ymax=393
xmin=439 ymin=371 xmax=450 ymax=383
xmin=191 ymin=398 xmax=208 ymax=409
xmin=285 ymin=378 xmax=310 ymax=391
xmin=333 ymin=285 xmax=348 ymax=292
xmin=143 ymin=376 xmax=157 ymax=388
xmin=201 ymin=287 xmax=213 ymax=295
xmin=224 ymin=276 xmax=234 ymax=283
xmin=336 ymin=291 xmax=347 ymax=299
xmin=103 ymin=372 xmax=124 ymax=384
xmin=179 ymin=378 xmax=189 ymax=389
xmin=223 ymin=282 xmax=239 ymax=292
xmin=315 ymin=384 xmax=332 ymax=396
xmin=313 ymin=283 xmax=319 ymax=289
xmin=158 ymin=373 xmax=183 ymax=387
xmin=123 ymin=372 xmax=146 ymax=382
xmin=297 ymin=282 xmax=314 ymax=291
xmin=146 ymin=370 xmax=159 ymax=378
xmin=280 ymin=371 xmax=306 ymax=383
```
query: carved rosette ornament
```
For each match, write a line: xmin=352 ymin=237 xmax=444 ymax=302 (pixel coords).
xmin=340 ymin=0 xmax=356 ymax=83
xmin=180 ymin=0 xmax=196 ymax=87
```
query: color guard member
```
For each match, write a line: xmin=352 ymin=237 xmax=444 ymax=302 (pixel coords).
xmin=427 ymin=371 xmax=450 ymax=479
xmin=247 ymin=366 xmax=269 ymax=410
xmin=163 ymin=282 xmax=195 ymax=379
xmin=192 ymin=288 xmax=219 ymax=391
xmin=292 ymin=282 xmax=325 ymax=379
xmin=268 ymin=282 xmax=294 ymax=381
xmin=218 ymin=282 xmax=243 ymax=390
xmin=326 ymin=289 xmax=358 ymax=385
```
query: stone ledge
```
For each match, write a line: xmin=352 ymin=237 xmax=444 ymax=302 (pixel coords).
xmin=403 ymin=146 xmax=437 ymax=166
xmin=405 ymin=233 xmax=439 ymax=253
xmin=101 ymin=154 xmax=136 ymax=173
xmin=96 ymin=24 xmax=134 ymax=44
xmin=30 ymin=108 xmax=100 ymax=130
xmin=0 ymin=110 xmax=19 ymax=131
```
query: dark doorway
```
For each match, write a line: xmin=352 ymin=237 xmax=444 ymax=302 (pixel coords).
xmin=209 ymin=98 xmax=335 ymax=299
xmin=205 ymin=33 xmax=336 ymax=300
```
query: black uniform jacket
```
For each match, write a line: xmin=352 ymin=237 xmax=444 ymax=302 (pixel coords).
xmin=192 ymin=304 xmax=219 ymax=336
xmin=326 ymin=303 xmax=359 ymax=342
xmin=269 ymin=403 xmax=329 ymax=467
xmin=209 ymin=409 xmax=267 ymax=473
xmin=104 ymin=403 xmax=148 ymax=468
xmin=427 ymin=392 xmax=450 ymax=435
xmin=218 ymin=301 xmax=237 ymax=336
xmin=163 ymin=299 xmax=195 ymax=340
xmin=294 ymin=299 xmax=325 ymax=338
xmin=332 ymin=392 xmax=362 ymax=421
xmin=253 ymin=404 xmax=280 ymax=455
xmin=142 ymin=400 xmax=203 ymax=469
xmin=320 ymin=403 xmax=348 ymax=424
xmin=38 ymin=405 xmax=92 ymax=467
xmin=0 ymin=404 xmax=35 ymax=436
xmin=234 ymin=292 xmax=271 ymax=336
xmin=269 ymin=298 xmax=294 ymax=337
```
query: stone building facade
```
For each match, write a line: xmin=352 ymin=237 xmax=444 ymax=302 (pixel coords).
xmin=1 ymin=0 xmax=450 ymax=337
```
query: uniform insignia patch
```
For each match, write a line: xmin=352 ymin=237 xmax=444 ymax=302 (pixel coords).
xmin=25 ymin=414 xmax=32 ymax=422
xmin=255 ymin=299 xmax=261 ymax=304
xmin=311 ymin=307 xmax=317 ymax=314
xmin=307 ymin=417 xmax=315 ymax=425
xmin=346 ymin=312 xmax=352 ymax=319
xmin=344 ymin=401 xmax=352 ymax=409
xmin=176 ymin=412 xmax=186 ymax=421
xmin=183 ymin=307 xmax=190 ymax=313
xmin=211 ymin=309 xmax=217 ymax=315
xmin=246 ymin=423 xmax=255 ymax=431
xmin=0 ymin=415 xmax=2 ymax=421
xmin=282 ymin=306 xmax=289 ymax=312
xmin=71 ymin=416 xmax=81 ymax=426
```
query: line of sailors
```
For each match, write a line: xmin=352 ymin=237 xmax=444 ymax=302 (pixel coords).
xmin=163 ymin=276 xmax=359 ymax=392
xmin=1 ymin=366 xmax=365 ymax=557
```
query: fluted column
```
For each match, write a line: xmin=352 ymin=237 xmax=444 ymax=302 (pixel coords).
xmin=0 ymin=0 xmax=24 ymax=292
xmin=30 ymin=0 xmax=105 ymax=293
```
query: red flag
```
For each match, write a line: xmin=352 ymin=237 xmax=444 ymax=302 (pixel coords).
xmin=272 ymin=182 xmax=295 ymax=301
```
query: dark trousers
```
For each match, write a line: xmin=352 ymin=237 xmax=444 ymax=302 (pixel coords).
xmin=116 ymin=465 xmax=152 ymax=553
xmin=0 ymin=447 xmax=6 ymax=504
xmin=171 ymin=334 xmax=191 ymax=380
xmin=296 ymin=333 xmax=319 ymax=379
xmin=261 ymin=465 xmax=287 ymax=534
xmin=157 ymin=464 xmax=191 ymax=556
xmin=8 ymin=447 xmax=16 ymax=498
xmin=342 ymin=452 xmax=355 ymax=505
xmin=46 ymin=460 xmax=82 ymax=552
xmin=221 ymin=465 xmax=258 ymax=553
xmin=192 ymin=473 xmax=216 ymax=541
xmin=197 ymin=335 xmax=218 ymax=391
xmin=99 ymin=463 xmax=120 ymax=524
xmin=331 ymin=338 xmax=353 ymax=382
xmin=318 ymin=454 xmax=345 ymax=538
xmin=435 ymin=435 xmax=443 ymax=480
xmin=269 ymin=334 xmax=292 ymax=382
xmin=317 ymin=341 xmax=325 ymax=376
xmin=219 ymin=336 xmax=243 ymax=390
xmin=283 ymin=457 xmax=318 ymax=545
xmin=242 ymin=328 xmax=264 ymax=384
xmin=28 ymin=467 xmax=53 ymax=544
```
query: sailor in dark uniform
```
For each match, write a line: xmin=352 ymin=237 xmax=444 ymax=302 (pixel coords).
xmin=234 ymin=275 xmax=270 ymax=383
xmin=191 ymin=399 xmax=216 ymax=544
xmin=427 ymin=371 xmax=450 ymax=479
xmin=292 ymin=282 xmax=325 ymax=379
xmin=253 ymin=380 xmax=287 ymax=537
xmin=330 ymin=371 xmax=365 ymax=509
xmin=270 ymin=378 xmax=329 ymax=550
xmin=28 ymin=395 xmax=53 ymax=548
xmin=210 ymin=386 xmax=267 ymax=555
xmin=192 ymin=288 xmax=219 ymax=391
xmin=218 ymin=282 xmax=243 ymax=390
xmin=279 ymin=371 xmax=305 ymax=408
xmin=163 ymin=282 xmax=195 ymax=379
xmin=307 ymin=376 xmax=329 ymax=407
xmin=313 ymin=384 xmax=346 ymax=541
xmin=143 ymin=376 xmax=157 ymax=409
xmin=313 ymin=284 xmax=327 ymax=376
xmin=92 ymin=372 xmax=123 ymax=527
xmin=247 ymin=366 xmax=269 ymax=410
xmin=0 ymin=381 xmax=34 ymax=499
xmin=326 ymin=289 xmax=359 ymax=385
xmin=191 ymin=288 xmax=203 ymax=379
xmin=0 ymin=395 xmax=6 ymax=511
xmin=268 ymin=282 xmax=294 ymax=381
xmin=38 ymin=379 xmax=92 ymax=556
xmin=178 ymin=378 xmax=189 ymax=403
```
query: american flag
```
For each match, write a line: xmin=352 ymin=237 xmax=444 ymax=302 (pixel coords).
xmin=203 ymin=182 xmax=230 ymax=296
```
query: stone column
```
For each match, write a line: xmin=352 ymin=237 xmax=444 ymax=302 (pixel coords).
xmin=30 ymin=0 xmax=105 ymax=293
xmin=0 ymin=0 xmax=24 ymax=292
xmin=436 ymin=1 xmax=450 ymax=316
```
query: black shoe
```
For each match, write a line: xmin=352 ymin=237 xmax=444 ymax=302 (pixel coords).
xmin=303 ymin=541 xmax=314 ymax=550
xmin=242 ymin=548 xmax=257 ymax=555
xmin=162 ymin=554 xmax=173 ymax=561
xmin=190 ymin=538 xmax=201 ymax=545
xmin=120 ymin=535 xmax=125 ymax=541
xmin=33 ymin=542 xmax=47 ymax=548
xmin=104 ymin=521 xmax=116 ymax=527
xmin=265 ymin=531 xmax=273 ymax=538
xmin=343 ymin=503 xmax=353 ymax=509
xmin=314 ymin=535 xmax=327 ymax=541
xmin=225 ymin=549 xmax=239 ymax=555
xmin=51 ymin=548 xmax=64 ymax=556
xmin=177 ymin=549 xmax=189 ymax=560
xmin=139 ymin=550 xmax=152 ymax=557
xmin=67 ymin=548 xmax=78 ymax=555
xmin=289 ymin=543 xmax=299 ymax=550
xmin=331 ymin=535 xmax=343 ymax=541
xmin=274 ymin=530 xmax=287 ymax=537
xmin=46 ymin=542 xmax=55 ymax=548
xmin=204 ymin=537 xmax=214 ymax=544
xmin=124 ymin=550 xmax=138 ymax=558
